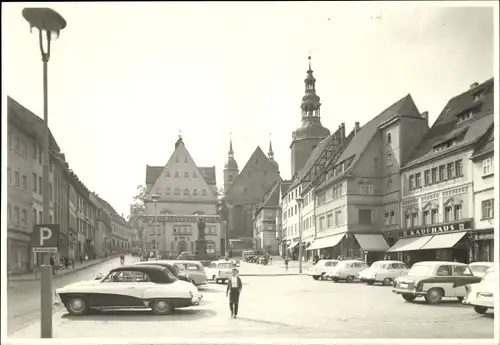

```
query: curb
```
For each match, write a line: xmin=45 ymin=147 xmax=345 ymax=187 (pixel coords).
xmin=8 ymin=256 xmax=117 ymax=282
xmin=239 ymin=273 xmax=306 ymax=277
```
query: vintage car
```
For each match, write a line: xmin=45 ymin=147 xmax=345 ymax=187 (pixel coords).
xmin=325 ymin=260 xmax=369 ymax=283
xmin=358 ymin=260 xmax=409 ymax=286
xmin=463 ymin=267 xmax=495 ymax=314
xmin=392 ymin=261 xmax=482 ymax=304
xmin=308 ymin=260 xmax=340 ymax=280
xmin=56 ymin=265 xmax=202 ymax=316
xmin=468 ymin=262 xmax=494 ymax=278
xmin=161 ymin=260 xmax=208 ymax=286
xmin=133 ymin=261 xmax=194 ymax=285
xmin=205 ymin=260 xmax=234 ymax=283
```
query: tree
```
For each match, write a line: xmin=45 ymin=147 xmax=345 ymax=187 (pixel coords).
xmin=130 ymin=185 xmax=147 ymax=240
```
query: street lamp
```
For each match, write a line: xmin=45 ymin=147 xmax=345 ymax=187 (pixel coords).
xmin=296 ymin=196 xmax=304 ymax=274
xmin=22 ymin=7 xmax=66 ymax=339
xmin=147 ymin=194 xmax=160 ymax=257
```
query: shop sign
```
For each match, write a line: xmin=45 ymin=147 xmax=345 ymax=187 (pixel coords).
xmin=399 ymin=220 xmax=472 ymax=238
xmin=475 ymin=232 xmax=494 ymax=241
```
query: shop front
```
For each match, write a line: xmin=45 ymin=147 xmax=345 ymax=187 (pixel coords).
xmin=470 ymin=229 xmax=494 ymax=262
xmin=8 ymin=238 xmax=31 ymax=274
xmin=386 ymin=219 xmax=473 ymax=267
xmin=307 ymin=233 xmax=345 ymax=259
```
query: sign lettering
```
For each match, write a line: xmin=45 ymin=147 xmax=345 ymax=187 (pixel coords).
xmin=32 ymin=224 xmax=60 ymax=250
xmin=398 ymin=220 xmax=472 ymax=238
xmin=40 ymin=227 xmax=52 ymax=246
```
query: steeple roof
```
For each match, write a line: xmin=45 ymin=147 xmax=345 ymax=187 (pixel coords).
xmin=267 ymin=140 xmax=279 ymax=172
xmin=224 ymin=137 xmax=238 ymax=170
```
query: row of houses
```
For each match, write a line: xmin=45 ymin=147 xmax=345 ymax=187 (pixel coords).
xmin=6 ymin=96 xmax=133 ymax=274
xmin=252 ymin=73 xmax=494 ymax=265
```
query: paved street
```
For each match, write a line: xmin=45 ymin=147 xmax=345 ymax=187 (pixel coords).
xmin=9 ymin=273 xmax=494 ymax=339
xmin=7 ymin=256 xmax=137 ymax=334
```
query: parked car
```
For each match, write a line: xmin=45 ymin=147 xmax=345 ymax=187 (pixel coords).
xmin=134 ymin=261 xmax=194 ymax=285
xmin=205 ymin=260 xmax=234 ymax=283
xmin=56 ymin=265 xmax=202 ymax=316
xmin=392 ymin=261 xmax=482 ymax=304
xmin=358 ymin=260 xmax=409 ymax=286
xmin=162 ymin=260 xmax=208 ymax=286
xmin=308 ymin=260 xmax=340 ymax=280
xmin=325 ymin=260 xmax=369 ymax=283
xmin=468 ymin=262 xmax=494 ymax=278
xmin=463 ymin=267 xmax=495 ymax=315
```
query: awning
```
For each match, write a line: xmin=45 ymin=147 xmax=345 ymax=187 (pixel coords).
xmin=354 ymin=234 xmax=390 ymax=252
xmin=386 ymin=236 xmax=433 ymax=252
xmin=287 ymin=242 xmax=298 ymax=250
xmin=307 ymin=233 xmax=345 ymax=251
xmin=420 ymin=232 xmax=468 ymax=250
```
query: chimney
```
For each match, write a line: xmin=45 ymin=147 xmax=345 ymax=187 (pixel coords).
xmin=354 ymin=122 xmax=360 ymax=135
xmin=421 ymin=111 xmax=429 ymax=123
xmin=470 ymin=82 xmax=479 ymax=89
xmin=341 ymin=122 xmax=346 ymax=140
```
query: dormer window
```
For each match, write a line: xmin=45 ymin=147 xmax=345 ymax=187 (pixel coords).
xmin=473 ymin=92 xmax=483 ymax=102
xmin=457 ymin=111 xmax=472 ymax=123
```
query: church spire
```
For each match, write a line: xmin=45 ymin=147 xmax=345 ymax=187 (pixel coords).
xmin=268 ymin=139 xmax=274 ymax=159
xmin=228 ymin=138 xmax=234 ymax=157
xmin=301 ymin=54 xmax=321 ymax=119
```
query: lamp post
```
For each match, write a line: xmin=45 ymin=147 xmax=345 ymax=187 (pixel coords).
xmin=296 ymin=196 xmax=304 ymax=274
xmin=150 ymin=194 xmax=160 ymax=258
xmin=22 ymin=7 xmax=66 ymax=339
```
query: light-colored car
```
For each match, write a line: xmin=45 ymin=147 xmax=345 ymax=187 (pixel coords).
xmin=325 ymin=260 xmax=369 ymax=283
xmin=56 ymin=264 xmax=202 ymax=316
xmin=162 ymin=260 xmax=208 ymax=286
xmin=468 ymin=262 xmax=494 ymax=278
xmin=358 ymin=260 xmax=409 ymax=286
xmin=392 ymin=261 xmax=482 ymax=304
xmin=205 ymin=260 xmax=234 ymax=284
xmin=308 ymin=260 xmax=340 ymax=280
xmin=463 ymin=267 xmax=495 ymax=315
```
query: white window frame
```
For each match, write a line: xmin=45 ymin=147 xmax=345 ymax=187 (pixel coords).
xmin=483 ymin=158 xmax=493 ymax=175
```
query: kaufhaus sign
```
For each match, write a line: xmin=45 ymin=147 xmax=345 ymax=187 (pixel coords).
xmin=396 ymin=220 xmax=472 ymax=238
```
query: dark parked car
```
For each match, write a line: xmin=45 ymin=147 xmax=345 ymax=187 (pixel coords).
xmin=134 ymin=261 xmax=194 ymax=285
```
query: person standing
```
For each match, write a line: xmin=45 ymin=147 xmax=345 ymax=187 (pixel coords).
xmin=226 ymin=268 xmax=243 ymax=319
xmin=284 ymin=258 xmax=289 ymax=272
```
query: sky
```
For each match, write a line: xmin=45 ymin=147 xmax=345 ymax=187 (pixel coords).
xmin=2 ymin=2 xmax=496 ymax=218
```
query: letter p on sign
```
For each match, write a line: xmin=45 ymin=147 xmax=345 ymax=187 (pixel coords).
xmin=40 ymin=227 xmax=52 ymax=246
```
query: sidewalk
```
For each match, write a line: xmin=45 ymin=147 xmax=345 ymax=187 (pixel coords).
xmin=8 ymin=256 xmax=116 ymax=282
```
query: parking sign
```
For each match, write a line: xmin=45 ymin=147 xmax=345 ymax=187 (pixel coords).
xmin=32 ymin=224 xmax=60 ymax=252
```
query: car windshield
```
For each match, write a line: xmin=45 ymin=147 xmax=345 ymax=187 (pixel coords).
xmin=218 ymin=263 xmax=233 ymax=269
xmin=471 ymin=265 xmax=491 ymax=274
xmin=482 ymin=271 xmax=495 ymax=282
xmin=408 ymin=264 xmax=431 ymax=276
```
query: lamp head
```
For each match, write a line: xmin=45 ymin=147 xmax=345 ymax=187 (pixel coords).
xmin=22 ymin=7 xmax=66 ymax=40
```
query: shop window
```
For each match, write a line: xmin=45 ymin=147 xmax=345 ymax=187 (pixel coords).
xmin=481 ymin=199 xmax=494 ymax=219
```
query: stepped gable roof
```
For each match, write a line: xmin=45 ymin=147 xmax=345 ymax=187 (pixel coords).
xmin=403 ymin=78 xmax=494 ymax=168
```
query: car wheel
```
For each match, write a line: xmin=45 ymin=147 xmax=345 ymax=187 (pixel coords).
xmin=66 ymin=296 xmax=88 ymax=316
xmin=320 ymin=273 xmax=326 ymax=280
xmin=366 ymin=280 xmax=374 ymax=286
xmin=425 ymin=288 xmax=443 ymax=304
xmin=151 ymin=299 xmax=173 ymax=315
xmin=382 ymin=278 xmax=392 ymax=286
xmin=402 ymin=294 xmax=416 ymax=302
xmin=312 ymin=276 xmax=320 ymax=280
xmin=474 ymin=306 xmax=488 ymax=315
xmin=346 ymin=275 xmax=355 ymax=283
xmin=332 ymin=277 xmax=339 ymax=283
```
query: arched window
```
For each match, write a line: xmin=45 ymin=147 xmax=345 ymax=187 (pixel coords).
xmin=165 ymin=188 xmax=171 ymax=195
xmin=183 ymin=188 xmax=189 ymax=195
xmin=387 ymin=133 xmax=392 ymax=144
xmin=174 ymin=188 xmax=181 ymax=195
xmin=193 ymin=189 xmax=198 ymax=195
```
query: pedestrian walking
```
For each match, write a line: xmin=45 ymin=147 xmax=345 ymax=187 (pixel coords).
xmin=226 ymin=268 xmax=243 ymax=319
xmin=50 ymin=257 xmax=55 ymax=275
xmin=269 ymin=256 xmax=272 ymax=265
xmin=79 ymin=255 xmax=83 ymax=265
xmin=284 ymin=258 xmax=289 ymax=272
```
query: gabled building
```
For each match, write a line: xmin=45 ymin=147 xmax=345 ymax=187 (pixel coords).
xmin=389 ymin=78 xmax=494 ymax=266
xmin=222 ymin=143 xmax=282 ymax=251
xmin=309 ymin=94 xmax=429 ymax=263
xmin=253 ymin=181 xmax=281 ymax=254
xmin=143 ymin=137 xmax=221 ymax=256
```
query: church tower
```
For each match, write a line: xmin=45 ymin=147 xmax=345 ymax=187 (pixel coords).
xmin=223 ymin=138 xmax=239 ymax=194
xmin=267 ymin=140 xmax=280 ymax=174
xmin=290 ymin=55 xmax=330 ymax=177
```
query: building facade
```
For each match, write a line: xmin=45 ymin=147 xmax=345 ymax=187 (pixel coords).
xmin=142 ymin=137 xmax=222 ymax=257
xmin=309 ymin=95 xmax=429 ymax=263
xmin=389 ymin=79 xmax=494 ymax=266
xmin=222 ymin=142 xmax=282 ymax=250
xmin=253 ymin=181 xmax=280 ymax=254
xmin=470 ymin=127 xmax=495 ymax=262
